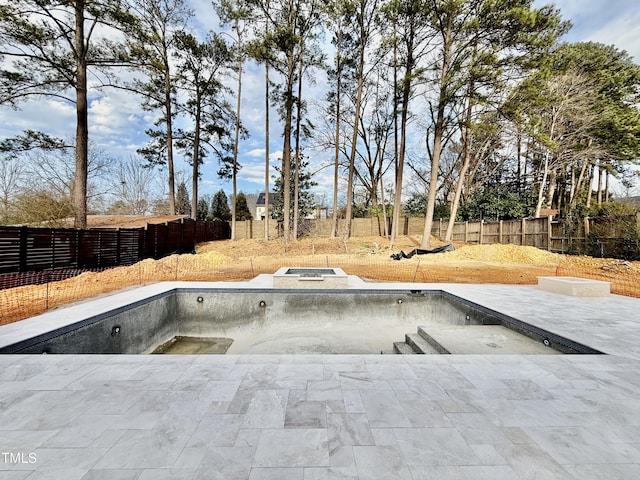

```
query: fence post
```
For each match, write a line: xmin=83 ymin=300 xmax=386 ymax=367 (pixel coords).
xmin=179 ymin=218 xmax=185 ymax=253
xmin=521 ymin=218 xmax=526 ymax=246
xmin=547 ymin=215 xmax=552 ymax=251
xmin=116 ymin=228 xmax=121 ymax=265
xmin=479 ymin=220 xmax=484 ymax=245
xmin=464 ymin=222 xmax=469 ymax=243
xmin=50 ymin=229 xmax=55 ymax=270
xmin=165 ymin=222 xmax=170 ymax=256
xmin=413 ymin=258 xmax=420 ymax=282
xmin=75 ymin=229 xmax=81 ymax=268
xmin=193 ymin=219 xmax=197 ymax=249
xmin=499 ymin=220 xmax=503 ymax=245
xmin=144 ymin=223 xmax=150 ymax=259
xmin=18 ymin=226 xmax=28 ymax=272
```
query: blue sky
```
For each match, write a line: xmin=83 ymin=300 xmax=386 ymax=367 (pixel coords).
xmin=1 ymin=0 xmax=639 ymax=207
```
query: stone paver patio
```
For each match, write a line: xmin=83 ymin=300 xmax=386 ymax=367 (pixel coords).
xmin=1 ymin=282 xmax=640 ymax=479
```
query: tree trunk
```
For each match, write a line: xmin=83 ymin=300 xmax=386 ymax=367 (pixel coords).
xmin=191 ymin=103 xmax=201 ymax=219
xmin=292 ymin=40 xmax=304 ymax=240
xmin=281 ymin=54 xmax=296 ymax=243
xmin=586 ymin=161 xmax=593 ymax=209
xmin=330 ymin=22 xmax=342 ymax=239
xmin=534 ymin=110 xmax=558 ymax=218
xmin=546 ymin=168 xmax=557 ymax=209
xmin=516 ymin=130 xmax=522 ymax=194
xmin=597 ymin=163 xmax=604 ymax=206
xmin=391 ymin=17 xmax=399 ymax=243
xmin=446 ymin=75 xmax=475 ymax=241
xmin=74 ymin=0 xmax=88 ymax=229
xmin=380 ymin=173 xmax=388 ymax=237
xmin=421 ymin=23 xmax=452 ymax=249
xmin=534 ymin=152 xmax=551 ymax=218
xmin=569 ymin=161 xmax=581 ymax=208
xmin=232 ymin=30 xmax=243 ymax=241
xmin=165 ymin=68 xmax=176 ymax=215
xmin=343 ymin=2 xmax=367 ymax=240
xmin=392 ymin=24 xmax=413 ymax=241
xmin=264 ymin=61 xmax=270 ymax=241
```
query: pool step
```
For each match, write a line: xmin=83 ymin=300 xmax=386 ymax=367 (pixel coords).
xmin=393 ymin=341 xmax=416 ymax=354
xmin=417 ymin=327 xmax=451 ymax=354
xmin=393 ymin=327 xmax=451 ymax=355
xmin=405 ymin=333 xmax=441 ymax=354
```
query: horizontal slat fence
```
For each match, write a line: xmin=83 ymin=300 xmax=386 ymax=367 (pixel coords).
xmin=0 ymin=219 xmax=230 ymax=288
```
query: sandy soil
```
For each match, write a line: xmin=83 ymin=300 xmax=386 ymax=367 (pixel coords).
xmin=62 ymin=215 xmax=187 ymax=228
xmin=1 ymin=233 xmax=639 ymax=326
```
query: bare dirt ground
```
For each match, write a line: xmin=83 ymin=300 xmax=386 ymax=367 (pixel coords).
xmin=62 ymin=215 xmax=186 ymax=228
xmin=1 ymin=234 xmax=639 ymax=326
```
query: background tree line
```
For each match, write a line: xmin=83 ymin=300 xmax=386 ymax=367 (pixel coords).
xmin=1 ymin=0 xmax=639 ymax=245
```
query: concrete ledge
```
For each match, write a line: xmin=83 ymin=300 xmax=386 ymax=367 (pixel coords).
xmin=538 ymin=276 xmax=610 ymax=297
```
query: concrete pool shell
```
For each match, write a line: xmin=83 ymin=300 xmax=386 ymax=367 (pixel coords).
xmin=2 ymin=275 xmax=640 ymax=478
xmin=0 ymin=273 xmax=600 ymax=356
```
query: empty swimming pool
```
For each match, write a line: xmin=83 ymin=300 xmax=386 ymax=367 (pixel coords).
xmin=0 ymin=287 xmax=601 ymax=355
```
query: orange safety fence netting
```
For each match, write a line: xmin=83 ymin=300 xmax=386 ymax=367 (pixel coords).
xmin=1 ymin=253 xmax=639 ymax=327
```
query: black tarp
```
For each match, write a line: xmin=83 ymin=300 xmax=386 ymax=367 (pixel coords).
xmin=391 ymin=243 xmax=454 ymax=260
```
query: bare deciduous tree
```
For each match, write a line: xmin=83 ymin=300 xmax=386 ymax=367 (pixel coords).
xmin=111 ymin=156 xmax=156 ymax=215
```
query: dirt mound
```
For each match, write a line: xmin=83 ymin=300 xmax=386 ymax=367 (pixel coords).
xmin=196 ymin=236 xmax=433 ymax=259
xmin=438 ymin=243 xmax=561 ymax=265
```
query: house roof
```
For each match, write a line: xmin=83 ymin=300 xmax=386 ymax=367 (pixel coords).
xmin=256 ymin=192 xmax=281 ymax=206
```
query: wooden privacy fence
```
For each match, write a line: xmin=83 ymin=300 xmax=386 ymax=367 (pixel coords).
xmin=431 ymin=217 xmax=556 ymax=249
xmin=235 ymin=214 xmax=639 ymax=258
xmin=434 ymin=214 xmax=640 ymax=257
xmin=0 ymin=219 xmax=230 ymax=277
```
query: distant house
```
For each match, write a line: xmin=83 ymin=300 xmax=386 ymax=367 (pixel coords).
xmin=308 ymin=206 xmax=328 ymax=220
xmin=243 ymin=194 xmax=259 ymax=220
xmin=256 ymin=192 xmax=280 ymax=220
xmin=255 ymin=192 xmax=328 ymax=221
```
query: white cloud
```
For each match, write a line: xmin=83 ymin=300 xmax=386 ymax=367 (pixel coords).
xmin=189 ymin=0 xmax=223 ymax=37
xmin=247 ymin=148 xmax=265 ymax=157
xmin=0 ymin=99 xmax=75 ymax=140
xmin=589 ymin=8 xmax=640 ymax=61
xmin=236 ymin=162 xmax=279 ymax=189
xmin=269 ymin=150 xmax=283 ymax=162
xmin=91 ymin=99 xmax=132 ymax=134
xmin=535 ymin=0 xmax=640 ymax=60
